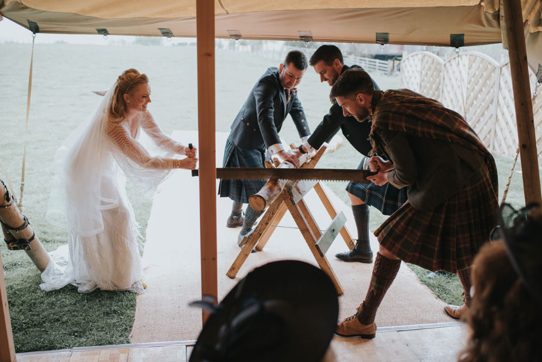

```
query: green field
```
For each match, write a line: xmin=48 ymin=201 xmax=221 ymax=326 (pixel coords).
xmin=0 ymin=42 xmax=531 ymax=352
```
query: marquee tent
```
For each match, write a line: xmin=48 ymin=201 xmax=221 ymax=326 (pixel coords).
xmin=1 ymin=0 xmax=541 ymax=71
xmin=0 ymin=1 xmax=541 ymax=360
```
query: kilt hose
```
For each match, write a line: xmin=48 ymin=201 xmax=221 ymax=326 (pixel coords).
xmin=218 ymin=137 xmax=267 ymax=204
xmin=346 ymin=157 xmax=408 ymax=216
xmin=375 ymin=164 xmax=498 ymax=273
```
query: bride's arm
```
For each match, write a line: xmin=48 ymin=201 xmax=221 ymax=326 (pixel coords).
xmin=107 ymin=123 xmax=196 ymax=170
xmin=140 ymin=111 xmax=188 ymax=155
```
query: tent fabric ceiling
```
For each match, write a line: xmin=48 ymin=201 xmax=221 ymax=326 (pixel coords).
xmin=0 ymin=1 xmax=502 ymax=44
xmin=0 ymin=0 xmax=541 ymax=71
xmin=2 ymin=0 xmax=483 ymax=19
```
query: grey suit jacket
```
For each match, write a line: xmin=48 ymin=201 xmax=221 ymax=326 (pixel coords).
xmin=229 ymin=67 xmax=311 ymax=150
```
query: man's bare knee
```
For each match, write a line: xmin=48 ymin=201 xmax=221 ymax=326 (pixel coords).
xmin=347 ymin=191 xmax=365 ymax=206
xmin=378 ymin=244 xmax=400 ymax=260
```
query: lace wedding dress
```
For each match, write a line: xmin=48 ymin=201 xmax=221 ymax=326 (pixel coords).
xmin=43 ymin=83 xmax=187 ymax=293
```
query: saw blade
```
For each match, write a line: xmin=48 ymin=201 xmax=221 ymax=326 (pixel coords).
xmin=191 ymin=168 xmax=376 ymax=184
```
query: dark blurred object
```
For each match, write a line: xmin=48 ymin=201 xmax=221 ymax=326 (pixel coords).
xmin=499 ymin=202 xmax=542 ymax=306
xmin=189 ymin=260 xmax=339 ymax=362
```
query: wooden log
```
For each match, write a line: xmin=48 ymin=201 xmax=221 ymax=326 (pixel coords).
xmin=322 ymin=135 xmax=344 ymax=154
xmin=249 ymin=178 xmax=286 ymax=212
xmin=196 ymin=0 xmax=217 ymax=324
xmin=0 ymin=180 xmax=51 ymax=272
xmin=502 ymin=0 xmax=542 ymax=205
xmin=248 ymin=153 xmax=309 ymax=212
xmin=248 ymin=146 xmax=328 ymax=212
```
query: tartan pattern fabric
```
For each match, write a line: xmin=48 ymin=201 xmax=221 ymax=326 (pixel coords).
xmin=358 ymin=253 xmax=401 ymax=325
xmin=218 ymin=137 xmax=267 ymax=204
xmin=371 ymin=89 xmax=498 ymax=192
xmin=374 ymin=165 xmax=498 ymax=273
xmin=346 ymin=158 xmax=408 ymax=216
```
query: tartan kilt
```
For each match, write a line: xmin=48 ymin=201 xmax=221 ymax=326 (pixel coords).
xmin=375 ymin=164 xmax=498 ymax=273
xmin=218 ymin=137 xmax=267 ymax=204
xmin=346 ymin=157 xmax=408 ymax=216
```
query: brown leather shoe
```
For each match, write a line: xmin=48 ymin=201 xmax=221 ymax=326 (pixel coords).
xmin=336 ymin=311 xmax=376 ymax=339
xmin=444 ymin=304 xmax=468 ymax=320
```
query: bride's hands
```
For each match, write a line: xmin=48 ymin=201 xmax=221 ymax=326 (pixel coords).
xmin=176 ymin=144 xmax=197 ymax=158
xmin=183 ymin=145 xmax=197 ymax=158
xmin=178 ymin=157 xmax=198 ymax=170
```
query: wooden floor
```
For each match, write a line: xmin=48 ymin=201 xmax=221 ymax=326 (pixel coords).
xmin=15 ymin=322 xmax=467 ymax=362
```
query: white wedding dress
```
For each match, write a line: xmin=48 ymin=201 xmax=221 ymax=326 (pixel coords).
xmin=42 ymin=83 xmax=186 ymax=293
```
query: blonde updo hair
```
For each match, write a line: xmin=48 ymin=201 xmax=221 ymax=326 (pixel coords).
xmin=110 ymin=68 xmax=149 ymax=120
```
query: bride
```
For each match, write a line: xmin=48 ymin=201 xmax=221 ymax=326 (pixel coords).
xmin=43 ymin=68 xmax=197 ymax=293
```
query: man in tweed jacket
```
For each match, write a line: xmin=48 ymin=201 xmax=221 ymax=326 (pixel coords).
xmin=331 ymin=68 xmax=498 ymax=338
xmin=219 ymin=50 xmax=311 ymax=244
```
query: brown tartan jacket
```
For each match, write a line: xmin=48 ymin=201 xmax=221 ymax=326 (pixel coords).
xmin=369 ymin=89 xmax=498 ymax=211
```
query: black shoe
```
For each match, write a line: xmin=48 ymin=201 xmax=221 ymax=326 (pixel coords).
xmin=227 ymin=213 xmax=244 ymax=228
xmin=335 ymin=248 xmax=374 ymax=263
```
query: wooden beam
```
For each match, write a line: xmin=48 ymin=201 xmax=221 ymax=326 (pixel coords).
xmin=0 ymin=250 xmax=16 ymax=362
xmin=196 ymin=0 xmax=217 ymax=323
xmin=502 ymin=0 xmax=542 ymax=205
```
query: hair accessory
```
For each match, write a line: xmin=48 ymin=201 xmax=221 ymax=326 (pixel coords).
xmin=124 ymin=74 xmax=139 ymax=93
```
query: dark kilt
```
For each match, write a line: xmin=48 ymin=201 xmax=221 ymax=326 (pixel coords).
xmin=346 ymin=157 xmax=408 ymax=216
xmin=375 ymin=165 xmax=498 ymax=273
xmin=218 ymin=137 xmax=267 ymax=204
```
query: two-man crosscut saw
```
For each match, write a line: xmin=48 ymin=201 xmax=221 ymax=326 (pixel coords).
xmin=191 ymin=168 xmax=376 ymax=184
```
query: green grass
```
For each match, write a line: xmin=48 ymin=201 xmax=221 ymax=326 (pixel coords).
xmin=0 ymin=41 xmax=535 ymax=352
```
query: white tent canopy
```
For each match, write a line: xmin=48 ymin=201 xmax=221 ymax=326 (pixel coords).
xmin=1 ymin=0 xmax=541 ymax=71
xmin=0 ymin=2 xmax=541 ymax=359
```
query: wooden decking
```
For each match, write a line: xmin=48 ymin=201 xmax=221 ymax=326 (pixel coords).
xmin=16 ymin=322 xmax=467 ymax=362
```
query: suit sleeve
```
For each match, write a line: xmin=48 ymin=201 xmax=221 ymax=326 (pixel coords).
xmin=254 ymin=79 xmax=282 ymax=147
xmin=289 ymin=93 xmax=311 ymax=139
xmin=377 ymin=127 xmax=418 ymax=189
xmin=307 ymin=101 xmax=344 ymax=149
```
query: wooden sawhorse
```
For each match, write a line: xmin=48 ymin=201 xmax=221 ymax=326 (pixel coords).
xmin=226 ymin=178 xmax=355 ymax=295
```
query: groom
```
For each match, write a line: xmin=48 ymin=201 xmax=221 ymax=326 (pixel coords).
xmin=218 ymin=50 xmax=311 ymax=244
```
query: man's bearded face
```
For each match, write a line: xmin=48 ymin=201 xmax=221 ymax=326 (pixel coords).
xmin=336 ymin=95 xmax=370 ymax=122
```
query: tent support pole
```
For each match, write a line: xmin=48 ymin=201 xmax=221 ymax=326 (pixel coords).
xmin=197 ymin=0 xmax=218 ymax=323
xmin=502 ymin=0 xmax=542 ymax=205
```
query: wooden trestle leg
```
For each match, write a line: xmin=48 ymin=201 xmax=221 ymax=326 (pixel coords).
xmin=226 ymin=198 xmax=284 ymax=279
xmin=226 ymin=145 xmax=347 ymax=295
xmin=281 ymin=191 xmax=344 ymax=295
xmin=314 ymin=182 xmax=355 ymax=250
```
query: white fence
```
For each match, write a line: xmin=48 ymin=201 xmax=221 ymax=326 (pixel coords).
xmin=401 ymin=51 xmax=542 ymax=163
xmin=344 ymin=55 xmax=391 ymax=74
